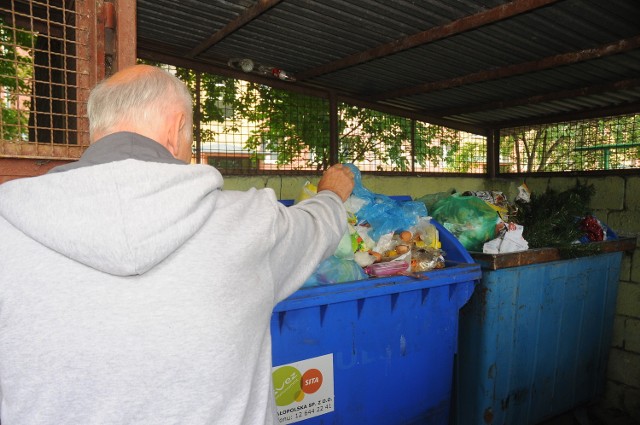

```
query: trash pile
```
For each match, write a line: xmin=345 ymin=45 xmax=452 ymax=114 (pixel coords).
xmin=300 ymin=167 xmax=616 ymax=288
xmin=511 ymin=181 xmax=616 ymax=256
xmin=424 ymin=181 xmax=616 ymax=257
xmin=302 ymin=165 xmax=445 ymax=287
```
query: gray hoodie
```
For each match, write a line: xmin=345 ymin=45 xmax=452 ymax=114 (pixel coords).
xmin=0 ymin=133 xmax=347 ymax=424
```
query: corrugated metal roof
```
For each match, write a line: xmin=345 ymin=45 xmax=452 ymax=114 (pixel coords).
xmin=137 ymin=0 xmax=640 ymax=134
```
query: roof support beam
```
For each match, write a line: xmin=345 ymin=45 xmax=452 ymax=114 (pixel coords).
xmin=296 ymin=0 xmax=561 ymax=81
xmin=138 ymin=47 xmax=486 ymax=135
xmin=329 ymin=91 xmax=339 ymax=166
xmin=369 ymin=35 xmax=640 ymax=101
xmin=187 ymin=0 xmax=282 ymax=58
xmin=111 ymin=0 xmax=137 ymax=73
xmin=334 ymin=97 xmax=485 ymax=135
xmin=488 ymin=101 xmax=640 ymax=129
xmin=426 ymin=77 xmax=640 ymax=117
xmin=486 ymin=129 xmax=499 ymax=179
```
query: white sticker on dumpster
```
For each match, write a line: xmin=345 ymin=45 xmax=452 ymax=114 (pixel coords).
xmin=272 ymin=353 xmax=334 ymax=424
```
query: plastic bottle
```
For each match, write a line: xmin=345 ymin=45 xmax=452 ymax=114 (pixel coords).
xmin=271 ymin=68 xmax=296 ymax=82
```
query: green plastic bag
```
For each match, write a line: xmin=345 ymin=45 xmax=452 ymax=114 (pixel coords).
xmin=415 ymin=190 xmax=455 ymax=212
xmin=431 ymin=194 xmax=499 ymax=252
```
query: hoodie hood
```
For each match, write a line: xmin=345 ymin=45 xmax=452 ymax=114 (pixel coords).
xmin=0 ymin=160 xmax=223 ymax=276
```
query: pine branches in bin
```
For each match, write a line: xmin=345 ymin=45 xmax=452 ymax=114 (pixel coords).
xmin=514 ymin=181 xmax=601 ymax=258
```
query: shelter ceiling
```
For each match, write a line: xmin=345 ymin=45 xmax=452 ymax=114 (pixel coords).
xmin=136 ymin=0 xmax=640 ymax=135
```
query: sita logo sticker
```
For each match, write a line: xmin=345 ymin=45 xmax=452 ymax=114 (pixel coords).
xmin=272 ymin=354 xmax=334 ymax=424
xmin=273 ymin=367 xmax=323 ymax=405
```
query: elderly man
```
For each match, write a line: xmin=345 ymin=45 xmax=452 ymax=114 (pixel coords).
xmin=0 ymin=65 xmax=354 ymax=424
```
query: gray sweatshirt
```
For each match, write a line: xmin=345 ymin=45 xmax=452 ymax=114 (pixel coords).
xmin=0 ymin=133 xmax=347 ymax=424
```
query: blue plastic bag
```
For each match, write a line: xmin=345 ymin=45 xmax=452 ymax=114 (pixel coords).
xmin=302 ymin=255 xmax=368 ymax=288
xmin=344 ymin=164 xmax=428 ymax=241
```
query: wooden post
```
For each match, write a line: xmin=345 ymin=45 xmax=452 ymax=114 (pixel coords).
xmin=110 ymin=0 xmax=137 ymax=72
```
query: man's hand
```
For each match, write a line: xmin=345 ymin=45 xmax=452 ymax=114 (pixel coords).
xmin=317 ymin=164 xmax=355 ymax=202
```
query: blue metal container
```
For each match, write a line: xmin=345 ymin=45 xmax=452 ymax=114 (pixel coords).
xmin=455 ymin=240 xmax=634 ymax=425
xmin=271 ymin=220 xmax=481 ymax=425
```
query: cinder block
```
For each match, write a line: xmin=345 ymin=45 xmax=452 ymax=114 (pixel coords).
xmin=626 ymin=176 xmax=640 ymax=211
xmin=625 ymin=318 xmax=640 ymax=354
xmin=607 ymin=348 xmax=640 ymax=389
xmin=277 ymin=176 xmax=315 ymax=200
xmin=631 ymin=251 xmax=640 ymax=284
xmin=602 ymin=380 xmax=640 ymax=421
xmin=612 ymin=315 xmax=626 ymax=348
xmin=588 ymin=176 xmax=625 ymax=210
xmin=616 ymin=282 xmax=640 ymax=318
xmin=521 ymin=177 xmax=549 ymax=196
xmin=530 ymin=176 xmax=624 ymax=211
xmin=619 ymin=252 xmax=632 ymax=282
xmin=602 ymin=380 xmax=627 ymax=410
xmin=546 ymin=176 xmax=580 ymax=194
xmin=623 ymin=387 xmax=640 ymax=423
xmin=608 ymin=210 xmax=640 ymax=235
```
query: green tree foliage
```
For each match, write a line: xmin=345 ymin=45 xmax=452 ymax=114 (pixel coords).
xmin=444 ymin=135 xmax=485 ymax=173
xmin=339 ymin=105 xmax=412 ymax=171
xmin=241 ymin=84 xmax=331 ymax=170
xmin=142 ymin=61 xmax=471 ymax=171
xmin=0 ymin=19 xmax=34 ymax=142
xmin=141 ymin=62 xmax=638 ymax=174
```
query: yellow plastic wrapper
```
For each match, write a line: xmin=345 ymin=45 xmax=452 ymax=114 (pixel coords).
xmin=294 ymin=181 xmax=317 ymax=204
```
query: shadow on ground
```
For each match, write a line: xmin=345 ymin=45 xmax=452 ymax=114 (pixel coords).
xmin=539 ymin=403 xmax=639 ymax=425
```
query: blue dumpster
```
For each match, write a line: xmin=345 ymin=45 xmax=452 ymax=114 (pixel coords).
xmin=455 ymin=238 xmax=635 ymax=425
xmin=271 ymin=220 xmax=481 ymax=425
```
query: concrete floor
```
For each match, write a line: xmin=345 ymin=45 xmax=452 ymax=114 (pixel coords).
xmin=538 ymin=403 xmax=639 ymax=425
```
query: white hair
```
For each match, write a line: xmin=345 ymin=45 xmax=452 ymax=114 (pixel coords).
xmin=87 ymin=66 xmax=193 ymax=142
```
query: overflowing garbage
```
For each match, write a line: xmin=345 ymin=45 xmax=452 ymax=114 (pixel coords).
xmin=427 ymin=181 xmax=615 ymax=257
xmin=302 ymin=165 xmax=445 ymax=287
xmin=300 ymin=166 xmax=616 ymax=288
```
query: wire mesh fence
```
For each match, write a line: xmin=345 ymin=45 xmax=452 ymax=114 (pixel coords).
xmin=500 ymin=114 xmax=640 ymax=173
xmin=414 ymin=124 xmax=487 ymax=173
xmin=0 ymin=0 xmax=91 ymax=159
xmin=153 ymin=62 xmax=487 ymax=175
xmin=2 ymin=4 xmax=636 ymax=176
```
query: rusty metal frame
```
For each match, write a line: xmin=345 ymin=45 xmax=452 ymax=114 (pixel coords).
xmin=0 ymin=0 xmax=103 ymax=160
xmin=296 ymin=0 xmax=563 ymax=81
xmin=367 ymin=35 xmax=640 ymax=102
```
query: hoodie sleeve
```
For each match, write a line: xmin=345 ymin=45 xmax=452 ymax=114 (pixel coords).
xmin=267 ymin=190 xmax=347 ymax=302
